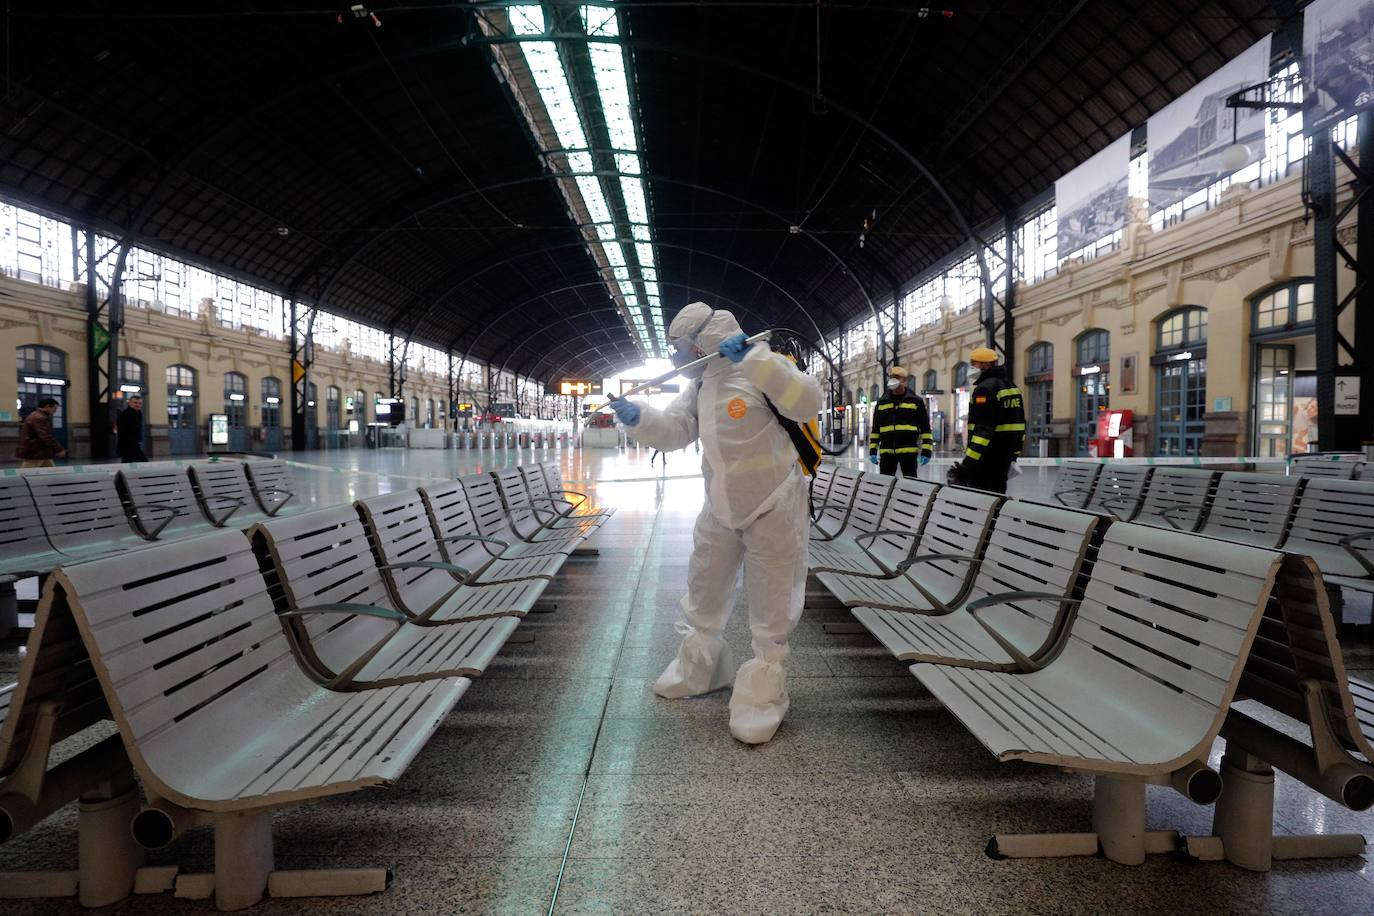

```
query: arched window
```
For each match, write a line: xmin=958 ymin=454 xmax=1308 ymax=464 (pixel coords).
xmin=1074 ymin=330 xmax=1110 ymax=456
xmin=117 ymin=356 xmax=146 ymax=396
xmin=952 ymin=362 xmax=969 ymax=389
xmin=351 ymin=388 xmax=367 ymax=430
xmin=17 ymin=345 xmax=69 ymax=448
xmin=1154 ymin=308 xmax=1208 ymax=457
xmin=426 ymin=398 xmax=435 ymax=428
xmin=1251 ymin=279 xmax=1315 ymax=338
xmin=1025 ymin=343 xmax=1054 ymax=454
xmin=165 ymin=365 xmax=198 ymax=455
xmin=410 ymin=396 xmax=419 ymax=426
xmin=952 ymin=363 xmax=971 ymax=445
xmin=922 ymin=369 xmax=937 ymax=392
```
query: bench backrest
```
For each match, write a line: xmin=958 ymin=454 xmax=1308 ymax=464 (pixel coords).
xmin=459 ymin=474 xmax=517 ymax=541
xmin=811 ymin=464 xmax=835 ymax=505
xmin=844 ymin=473 xmax=895 ymax=538
xmin=357 ymin=490 xmax=456 ymax=616
xmin=51 ymin=530 xmax=290 ymax=787
xmin=1085 ymin=465 xmax=1152 ymax=520
xmin=0 ymin=475 xmax=53 ymax=564
xmin=1133 ymin=467 xmax=1218 ymax=532
xmin=1067 ymin=523 xmax=1283 ymax=751
xmin=25 ymin=470 xmax=141 ymax=553
xmin=187 ymin=461 xmax=255 ymax=520
xmin=1053 ymin=461 xmax=1102 ymax=508
xmin=968 ymin=500 xmax=1099 ymax=605
xmin=1243 ymin=554 xmax=1374 ymax=764
xmin=1281 ymin=477 xmax=1374 ymax=579
xmin=1292 ymin=456 xmax=1363 ymax=480
xmin=519 ymin=464 xmax=558 ymax=509
xmin=492 ymin=467 xmax=537 ymax=518
xmin=118 ymin=464 xmax=212 ymax=537
xmin=418 ymin=479 xmax=509 ymax=571
xmin=1198 ymin=471 xmax=1301 ymax=548
xmin=904 ymin=486 xmax=1003 ymax=602
xmin=814 ymin=466 xmax=862 ymax=530
xmin=863 ymin=478 xmax=939 ymax=568
xmin=243 ymin=459 xmax=296 ymax=513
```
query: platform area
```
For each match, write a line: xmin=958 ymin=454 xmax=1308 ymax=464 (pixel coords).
xmin=4 ymin=446 xmax=1373 ymax=915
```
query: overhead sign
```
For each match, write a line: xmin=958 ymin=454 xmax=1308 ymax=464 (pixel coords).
xmin=558 ymin=380 xmax=602 ymax=396
xmin=619 ymin=379 xmax=678 ymax=397
xmin=1335 ymin=376 xmax=1361 ymax=415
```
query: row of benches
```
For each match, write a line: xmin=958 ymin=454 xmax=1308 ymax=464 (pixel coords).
xmin=805 ymin=464 xmax=1373 ymax=869
xmin=0 ymin=461 xmax=609 ymax=910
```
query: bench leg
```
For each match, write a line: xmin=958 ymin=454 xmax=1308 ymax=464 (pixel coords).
xmin=1183 ymin=746 xmax=1367 ymax=871
xmin=988 ymin=776 xmax=1178 ymax=865
xmin=571 ymin=547 xmax=600 ymax=557
xmin=0 ymin=579 xmax=16 ymax=638
xmin=77 ymin=779 xmax=145 ymax=907
xmin=213 ymin=810 xmax=274 ymax=911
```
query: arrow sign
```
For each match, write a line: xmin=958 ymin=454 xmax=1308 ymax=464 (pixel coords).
xmin=1335 ymin=377 xmax=1360 ymax=416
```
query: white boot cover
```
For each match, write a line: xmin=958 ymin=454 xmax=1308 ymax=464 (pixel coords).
xmin=653 ymin=630 xmax=736 ymax=699
xmin=728 ymin=658 xmax=789 ymax=744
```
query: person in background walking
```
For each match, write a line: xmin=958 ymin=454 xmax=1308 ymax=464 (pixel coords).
xmin=867 ymin=366 xmax=932 ymax=477
xmin=116 ymin=394 xmax=148 ymax=462
xmin=16 ymin=397 xmax=66 ymax=468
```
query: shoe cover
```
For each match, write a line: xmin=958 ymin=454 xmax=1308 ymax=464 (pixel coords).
xmin=653 ymin=630 xmax=735 ymax=699
xmin=728 ymin=659 xmax=789 ymax=744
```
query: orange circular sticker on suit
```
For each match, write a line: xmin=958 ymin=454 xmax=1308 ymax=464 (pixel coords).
xmin=726 ymin=398 xmax=748 ymax=419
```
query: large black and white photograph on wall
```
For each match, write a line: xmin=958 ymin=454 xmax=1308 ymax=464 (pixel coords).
xmin=1147 ymin=36 xmax=1270 ymax=211
xmin=1056 ymin=132 xmax=1131 ymax=257
xmin=1304 ymin=0 xmax=1374 ymax=128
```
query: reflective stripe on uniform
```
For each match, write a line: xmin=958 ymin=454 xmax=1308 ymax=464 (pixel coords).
xmin=878 ymin=424 xmax=921 ymax=432
xmin=965 ymin=448 xmax=982 ymax=460
xmin=994 ymin=423 xmax=1026 ymax=432
xmin=878 ymin=446 xmax=922 ymax=455
xmin=970 ymin=434 xmax=991 ymax=446
xmin=996 ymin=388 xmax=1021 ymax=399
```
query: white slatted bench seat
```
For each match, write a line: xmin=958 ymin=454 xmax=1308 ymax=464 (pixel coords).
xmin=807 ymin=472 xmax=895 ymax=567
xmin=808 ymin=478 xmax=939 ymax=577
xmin=1197 ymin=471 xmax=1301 ymax=549
xmin=532 ymin=463 xmax=614 ymax=519
xmin=852 ymin=500 xmax=1099 ymax=668
xmin=242 ymin=458 xmax=301 ymax=516
xmin=1292 ymin=455 xmax=1364 ymax=480
xmin=1278 ymin=477 xmax=1374 ymax=596
xmin=912 ymin=523 xmax=1282 ymax=865
xmin=459 ymin=475 xmax=580 ymax=560
xmin=1130 ymin=467 xmax=1219 ymax=532
xmin=25 ymin=471 xmax=152 ymax=560
xmin=1177 ymin=554 xmax=1374 ymax=870
xmin=0 ymin=476 xmax=65 ymax=577
xmin=1050 ymin=461 xmax=1103 ymax=509
xmin=118 ymin=464 xmax=229 ymax=539
xmin=813 ymin=486 xmax=1002 ymax=612
xmin=50 ymin=529 xmax=463 ymax=910
xmin=253 ymin=507 xmax=518 ymax=686
xmin=810 ymin=466 xmax=862 ymax=537
xmin=1081 ymin=464 xmax=1152 ymax=520
xmin=518 ymin=465 xmax=606 ymax=531
xmin=491 ymin=468 xmax=592 ymax=547
xmin=187 ymin=461 xmax=290 ymax=529
xmin=1 ymin=581 xmax=137 ymax=908
xmin=809 ymin=464 xmax=835 ymax=508
xmin=420 ymin=479 xmax=568 ymax=581
xmin=356 ymin=490 xmax=547 ymax=620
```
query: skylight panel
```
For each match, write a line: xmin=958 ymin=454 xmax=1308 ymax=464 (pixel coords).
xmin=521 ymin=42 xmax=587 ymax=150
xmin=576 ymin=176 xmax=612 ymax=223
xmin=582 ymin=5 xmax=619 ymax=37
xmin=630 ymin=224 xmax=650 ymax=241
xmin=620 ymin=176 xmax=648 ymax=224
xmin=635 ymin=243 xmax=654 ymax=270
xmin=615 ymin=153 xmax=641 ymax=175
xmin=601 ymin=242 xmax=625 ymax=267
xmin=510 ymin=5 xmax=545 ymax=34
xmin=589 ymin=42 xmax=637 ymax=151
xmin=568 ymin=151 xmax=594 ymax=174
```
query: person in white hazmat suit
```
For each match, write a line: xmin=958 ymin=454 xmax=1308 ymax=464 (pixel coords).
xmin=605 ymin=303 xmax=824 ymax=744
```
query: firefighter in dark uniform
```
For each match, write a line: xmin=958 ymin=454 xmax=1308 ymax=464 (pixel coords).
xmin=867 ymin=366 xmax=933 ymax=477
xmin=951 ymin=347 xmax=1025 ymax=494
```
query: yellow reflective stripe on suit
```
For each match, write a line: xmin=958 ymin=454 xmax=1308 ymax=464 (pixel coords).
xmin=965 ymin=448 xmax=982 ymax=460
xmin=878 ymin=447 xmax=922 ymax=455
xmin=996 ymin=388 xmax=1021 ymax=399
xmin=878 ymin=424 xmax=921 ymax=432
xmin=970 ymin=434 xmax=991 ymax=446
xmin=994 ymin=423 xmax=1025 ymax=432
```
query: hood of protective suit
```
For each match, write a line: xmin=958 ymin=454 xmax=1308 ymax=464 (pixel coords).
xmin=669 ymin=303 xmax=743 ymax=352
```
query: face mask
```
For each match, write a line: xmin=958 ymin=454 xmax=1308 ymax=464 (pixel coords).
xmin=672 ymin=346 xmax=707 ymax=379
xmin=669 ymin=309 xmax=715 ymax=380
xmin=887 ymin=378 xmax=904 ymax=391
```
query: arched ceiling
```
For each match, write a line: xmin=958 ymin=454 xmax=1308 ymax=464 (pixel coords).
xmin=0 ymin=0 xmax=1281 ymax=383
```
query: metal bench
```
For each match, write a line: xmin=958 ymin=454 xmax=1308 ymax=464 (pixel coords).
xmin=459 ymin=474 xmax=580 ymax=561
xmin=1 ymin=583 xmax=135 ymax=907
xmin=517 ymin=464 xmax=606 ymax=530
xmin=807 ymin=477 xmax=939 ymax=577
xmin=25 ymin=471 xmax=153 ymax=559
xmin=356 ymin=490 xmax=547 ymax=621
xmin=851 ymin=500 xmax=1099 ymax=669
xmin=1082 ymin=464 xmax=1152 ymax=520
xmin=50 ymin=529 xmax=464 ymax=910
xmin=187 ymin=461 xmax=283 ymax=527
xmin=242 ymin=458 xmax=300 ymax=515
xmin=1197 ymin=471 xmax=1301 ymax=549
xmin=252 ymin=506 xmax=519 ymax=686
xmin=810 ymin=466 xmax=862 ymax=535
xmin=491 ymin=468 xmax=592 ymax=548
xmin=913 ymin=523 xmax=1284 ymax=865
xmin=420 ymin=479 xmax=568 ymax=581
xmin=808 ymin=472 xmax=894 ymax=559
xmin=812 ymin=486 xmax=1002 ymax=612
xmin=118 ymin=464 xmax=231 ymax=538
xmin=1292 ymin=454 xmax=1364 ymax=480
xmin=1050 ymin=461 xmax=1103 ymax=509
xmin=1178 ymin=553 xmax=1374 ymax=870
xmin=531 ymin=462 xmax=613 ymax=519
xmin=1130 ymin=466 xmax=1219 ymax=532
xmin=1278 ymin=477 xmax=1374 ymax=596
xmin=0 ymin=475 xmax=65 ymax=578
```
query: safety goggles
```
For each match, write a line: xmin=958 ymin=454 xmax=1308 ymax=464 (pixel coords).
xmin=668 ymin=310 xmax=713 ymax=358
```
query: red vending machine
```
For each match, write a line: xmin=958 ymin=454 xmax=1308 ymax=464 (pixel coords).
xmin=1096 ymin=409 xmax=1134 ymax=459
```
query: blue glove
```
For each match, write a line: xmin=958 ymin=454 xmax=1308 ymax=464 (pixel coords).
xmin=918 ymin=454 xmax=931 ymax=467
xmin=868 ymin=455 xmax=879 ymax=466
xmin=719 ymin=332 xmax=750 ymax=363
xmin=608 ymin=398 xmax=640 ymax=426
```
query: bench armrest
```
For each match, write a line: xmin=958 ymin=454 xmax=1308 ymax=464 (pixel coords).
xmin=553 ymin=488 xmax=588 ymax=507
xmin=809 ymin=516 xmax=842 ymax=541
xmin=1051 ymin=487 xmax=1090 ymax=506
xmin=128 ymin=501 xmax=178 ymax=539
xmin=201 ymin=494 xmax=244 ymax=526
xmin=964 ymin=591 xmax=1083 ymax=674
xmin=256 ymin=487 xmax=294 ymax=516
xmin=1155 ymin=502 xmax=1204 ymax=530
xmin=438 ymin=533 xmax=510 ymax=558
xmin=1098 ymin=495 xmax=1139 ymax=521
xmin=281 ymin=602 xmax=408 ymax=622
xmin=1338 ymin=531 xmax=1374 ymax=577
xmin=379 ymin=560 xmax=472 ymax=582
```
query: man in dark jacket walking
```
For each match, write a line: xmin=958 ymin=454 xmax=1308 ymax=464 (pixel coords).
xmin=950 ymin=347 xmax=1024 ymax=494
xmin=16 ymin=398 xmax=66 ymax=468
xmin=116 ymin=394 xmax=147 ymax=462
xmin=868 ymin=366 xmax=933 ymax=477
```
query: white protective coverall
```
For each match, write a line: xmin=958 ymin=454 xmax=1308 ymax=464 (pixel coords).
xmin=620 ymin=303 xmax=824 ymax=744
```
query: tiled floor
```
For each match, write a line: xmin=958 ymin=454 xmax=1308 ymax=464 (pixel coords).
xmin=3 ymin=443 xmax=1374 ymax=914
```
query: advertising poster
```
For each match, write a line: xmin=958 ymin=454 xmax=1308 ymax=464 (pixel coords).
xmin=1304 ymin=0 xmax=1374 ymax=128
xmin=1056 ymin=133 xmax=1132 ymax=256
